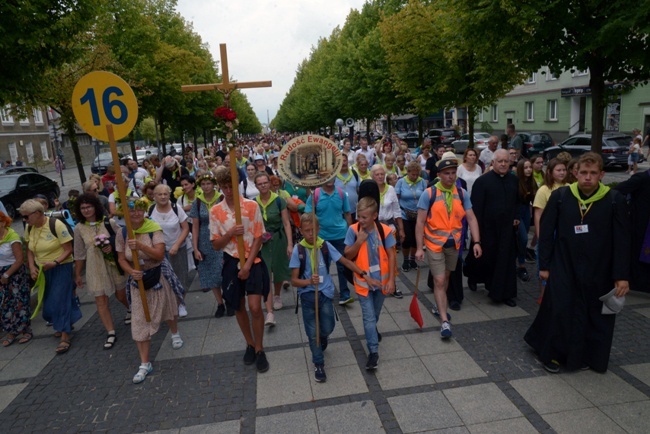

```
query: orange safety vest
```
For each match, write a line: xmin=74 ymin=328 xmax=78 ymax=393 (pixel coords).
xmin=351 ymin=222 xmax=391 ymax=297
xmin=423 ymin=186 xmax=465 ymax=252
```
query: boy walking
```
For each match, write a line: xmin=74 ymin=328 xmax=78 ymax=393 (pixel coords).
xmin=344 ymin=197 xmax=396 ymax=370
xmin=291 ymin=214 xmax=373 ymax=382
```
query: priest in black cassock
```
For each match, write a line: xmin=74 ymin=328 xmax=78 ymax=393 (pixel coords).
xmin=464 ymin=149 xmax=520 ymax=306
xmin=615 ymin=168 xmax=650 ymax=293
xmin=525 ymin=152 xmax=630 ymax=373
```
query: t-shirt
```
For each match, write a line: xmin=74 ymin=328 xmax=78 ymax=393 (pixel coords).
xmin=378 ymin=185 xmax=401 ymax=223
xmin=417 ymin=186 xmax=473 ymax=211
xmin=240 ymin=178 xmax=260 ymax=199
xmin=210 ymin=197 xmax=265 ymax=262
xmin=149 ymin=206 xmax=188 ymax=251
xmin=289 ymin=241 xmax=342 ymax=298
xmin=395 ymin=177 xmax=427 ymax=218
xmin=335 ymin=171 xmax=359 ymax=214
xmin=304 ymin=187 xmax=351 ymax=241
xmin=533 ymin=183 xmax=564 ymax=210
xmin=354 ymin=148 xmax=376 ymax=166
xmin=344 ymin=225 xmax=396 ymax=286
xmin=26 ymin=218 xmax=74 ymax=264
xmin=0 ymin=228 xmax=21 ymax=267
xmin=456 ymin=164 xmax=483 ymax=195
xmin=479 ymin=148 xmax=495 ymax=167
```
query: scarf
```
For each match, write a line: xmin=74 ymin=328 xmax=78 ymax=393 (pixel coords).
xmin=435 ymin=181 xmax=454 ymax=214
xmin=0 ymin=227 xmax=20 ymax=245
xmin=533 ymin=171 xmax=544 ymax=187
xmin=30 ymin=265 xmax=45 ymax=319
xmin=405 ymin=176 xmax=423 ymax=187
xmin=134 ymin=219 xmax=162 ymax=234
xmin=196 ymin=189 xmax=221 ymax=207
xmin=569 ymin=182 xmax=610 ymax=207
xmin=300 ymin=237 xmax=324 ymax=274
xmin=255 ymin=191 xmax=279 ymax=221
xmin=358 ymin=170 xmax=371 ymax=180
xmin=337 ymin=171 xmax=354 ymax=185
xmin=379 ymin=185 xmax=388 ymax=205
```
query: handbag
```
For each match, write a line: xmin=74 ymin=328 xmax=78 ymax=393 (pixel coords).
xmin=141 ymin=265 xmax=162 ymax=290
xmin=402 ymin=207 xmax=419 ymax=221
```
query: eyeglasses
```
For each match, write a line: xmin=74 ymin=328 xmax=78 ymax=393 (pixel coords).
xmin=21 ymin=211 xmax=37 ymax=221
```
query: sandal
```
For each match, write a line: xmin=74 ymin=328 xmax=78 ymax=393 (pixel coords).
xmin=55 ymin=340 xmax=71 ymax=354
xmin=2 ymin=334 xmax=16 ymax=347
xmin=104 ymin=332 xmax=117 ymax=350
xmin=171 ymin=333 xmax=184 ymax=350
xmin=54 ymin=325 xmax=74 ymax=338
xmin=124 ymin=310 xmax=132 ymax=325
xmin=18 ymin=333 xmax=33 ymax=344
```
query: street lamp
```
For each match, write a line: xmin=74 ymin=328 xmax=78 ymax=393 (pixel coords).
xmin=336 ymin=118 xmax=344 ymax=139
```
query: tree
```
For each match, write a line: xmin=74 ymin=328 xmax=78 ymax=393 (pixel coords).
xmin=0 ymin=0 xmax=99 ymax=104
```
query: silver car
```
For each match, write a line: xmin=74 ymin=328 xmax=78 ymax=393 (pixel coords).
xmin=451 ymin=133 xmax=492 ymax=154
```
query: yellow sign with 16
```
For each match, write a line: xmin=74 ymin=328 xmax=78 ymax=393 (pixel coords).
xmin=71 ymin=71 xmax=138 ymax=142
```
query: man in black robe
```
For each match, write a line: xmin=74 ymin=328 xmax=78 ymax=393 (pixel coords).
xmin=465 ymin=149 xmax=520 ymax=306
xmin=525 ymin=152 xmax=630 ymax=373
xmin=615 ymin=169 xmax=650 ymax=293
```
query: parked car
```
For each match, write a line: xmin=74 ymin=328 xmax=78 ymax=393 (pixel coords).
xmin=0 ymin=166 xmax=38 ymax=176
xmin=451 ymin=133 xmax=492 ymax=154
xmin=136 ymin=148 xmax=159 ymax=165
xmin=542 ymin=133 xmax=631 ymax=168
xmin=0 ymin=173 xmax=60 ymax=218
xmin=427 ymin=128 xmax=460 ymax=145
xmin=518 ymin=132 xmax=555 ymax=156
xmin=91 ymin=151 xmax=126 ymax=175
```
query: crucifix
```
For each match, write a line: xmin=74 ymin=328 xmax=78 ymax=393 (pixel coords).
xmin=181 ymin=43 xmax=271 ymax=267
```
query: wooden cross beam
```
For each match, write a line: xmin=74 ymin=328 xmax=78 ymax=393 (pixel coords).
xmin=181 ymin=44 xmax=272 ymax=95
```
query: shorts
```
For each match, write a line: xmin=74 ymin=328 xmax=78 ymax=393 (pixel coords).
xmin=426 ymin=247 xmax=458 ymax=276
xmin=222 ymin=253 xmax=270 ymax=311
xmin=630 ymin=153 xmax=639 ymax=163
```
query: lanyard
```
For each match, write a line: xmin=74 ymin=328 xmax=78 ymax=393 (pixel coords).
xmin=578 ymin=202 xmax=593 ymax=224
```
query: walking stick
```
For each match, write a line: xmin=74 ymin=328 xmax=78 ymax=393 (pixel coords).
xmin=312 ymin=212 xmax=320 ymax=347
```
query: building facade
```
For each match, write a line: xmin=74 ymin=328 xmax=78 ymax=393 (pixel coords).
xmin=474 ymin=68 xmax=650 ymax=142
xmin=0 ymin=105 xmax=52 ymax=166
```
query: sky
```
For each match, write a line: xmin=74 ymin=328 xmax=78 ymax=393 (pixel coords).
xmin=175 ymin=0 xmax=367 ymax=125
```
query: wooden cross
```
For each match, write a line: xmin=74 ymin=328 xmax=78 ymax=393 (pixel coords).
xmin=180 ymin=43 xmax=271 ymax=267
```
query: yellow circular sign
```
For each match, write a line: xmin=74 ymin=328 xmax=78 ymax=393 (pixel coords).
xmin=277 ymin=135 xmax=343 ymax=188
xmin=71 ymin=71 xmax=138 ymax=142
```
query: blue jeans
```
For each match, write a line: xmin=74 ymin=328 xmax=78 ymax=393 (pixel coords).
xmin=300 ymin=291 xmax=335 ymax=365
xmin=358 ymin=290 xmax=386 ymax=353
xmin=517 ymin=204 xmax=532 ymax=265
xmin=325 ymin=238 xmax=351 ymax=300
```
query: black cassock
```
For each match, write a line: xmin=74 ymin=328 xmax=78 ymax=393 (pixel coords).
xmin=465 ymin=170 xmax=519 ymax=302
xmin=524 ymin=186 xmax=630 ymax=373
xmin=615 ymin=169 xmax=650 ymax=293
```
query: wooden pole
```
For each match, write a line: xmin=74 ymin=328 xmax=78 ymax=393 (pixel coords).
xmin=312 ymin=211 xmax=320 ymax=347
xmin=228 ymin=147 xmax=246 ymax=268
xmin=107 ymin=124 xmax=151 ymax=322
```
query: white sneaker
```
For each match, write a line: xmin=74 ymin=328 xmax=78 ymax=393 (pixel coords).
xmin=132 ymin=362 xmax=153 ymax=384
xmin=265 ymin=312 xmax=276 ymax=327
xmin=178 ymin=304 xmax=188 ymax=318
xmin=273 ymin=295 xmax=283 ymax=310
xmin=171 ymin=333 xmax=184 ymax=349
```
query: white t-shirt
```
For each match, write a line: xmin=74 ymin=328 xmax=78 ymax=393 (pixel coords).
xmin=240 ymin=178 xmax=260 ymax=199
xmin=378 ymin=185 xmax=401 ymax=223
xmin=149 ymin=205 xmax=188 ymax=251
xmin=457 ymin=163 xmax=483 ymax=195
xmin=0 ymin=238 xmax=20 ymax=267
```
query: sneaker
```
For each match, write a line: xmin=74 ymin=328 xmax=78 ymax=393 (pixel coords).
xmin=320 ymin=336 xmax=328 ymax=351
xmin=544 ymin=360 xmax=560 ymax=373
xmin=338 ymin=297 xmax=354 ymax=306
xmin=392 ymin=289 xmax=403 ymax=299
xmin=579 ymin=363 xmax=590 ymax=371
xmin=432 ymin=304 xmax=451 ymax=322
xmin=124 ymin=310 xmax=132 ymax=325
xmin=256 ymin=351 xmax=269 ymax=373
xmin=243 ymin=344 xmax=256 ymax=365
xmin=366 ymin=352 xmax=379 ymax=370
xmin=178 ymin=304 xmax=188 ymax=318
xmin=171 ymin=333 xmax=183 ymax=349
xmin=282 ymin=281 xmax=290 ymax=291
xmin=440 ymin=321 xmax=452 ymax=339
xmin=401 ymin=261 xmax=411 ymax=272
xmin=226 ymin=305 xmax=236 ymax=316
xmin=517 ymin=267 xmax=530 ymax=282
xmin=265 ymin=312 xmax=276 ymax=327
xmin=214 ymin=303 xmax=225 ymax=318
xmin=314 ymin=364 xmax=327 ymax=382
xmin=449 ymin=301 xmax=461 ymax=311
xmin=409 ymin=259 xmax=419 ymax=270
xmin=132 ymin=362 xmax=153 ymax=384
xmin=273 ymin=295 xmax=283 ymax=310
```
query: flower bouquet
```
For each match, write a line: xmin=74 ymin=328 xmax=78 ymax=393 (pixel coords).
xmin=94 ymin=234 xmax=115 ymax=265
xmin=213 ymin=106 xmax=239 ymax=148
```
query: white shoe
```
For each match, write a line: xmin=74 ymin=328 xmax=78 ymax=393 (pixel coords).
xmin=132 ymin=362 xmax=153 ymax=384
xmin=273 ymin=295 xmax=283 ymax=311
xmin=265 ymin=312 xmax=276 ymax=327
xmin=171 ymin=333 xmax=184 ymax=349
xmin=178 ymin=304 xmax=188 ymax=318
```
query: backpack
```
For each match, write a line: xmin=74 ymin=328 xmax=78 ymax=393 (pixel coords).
xmin=425 ymin=181 xmax=465 ymax=219
xmin=148 ymin=202 xmax=178 ymax=218
xmin=312 ymin=186 xmax=345 ymax=209
xmin=28 ymin=210 xmax=75 ymax=239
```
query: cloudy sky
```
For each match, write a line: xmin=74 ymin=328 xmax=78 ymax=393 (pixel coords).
xmin=175 ymin=0 xmax=367 ymax=125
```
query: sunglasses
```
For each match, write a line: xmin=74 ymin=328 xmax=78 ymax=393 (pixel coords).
xmin=22 ymin=211 xmax=37 ymax=221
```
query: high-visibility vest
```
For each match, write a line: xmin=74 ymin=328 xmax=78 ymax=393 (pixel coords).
xmin=351 ymin=222 xmax=391 ymax=297
xmin=423 ymin=186 xmax=465 ymax=252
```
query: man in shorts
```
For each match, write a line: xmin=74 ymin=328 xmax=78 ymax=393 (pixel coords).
xmin=415 ymin=152 xmax=482 ymax=339
xmin=210 ymin=166 xmax=270 ymax=373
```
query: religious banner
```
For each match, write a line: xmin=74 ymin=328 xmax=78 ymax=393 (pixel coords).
xmin=278 ymin=135 xmax=343 ymax=188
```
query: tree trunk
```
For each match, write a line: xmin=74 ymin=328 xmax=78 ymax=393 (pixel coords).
xmin=387 ymin=114 xmax=392 ymax=134
xmin=589 ymin=63 xmax=605 ymax=154
xmin=467 ymin=106 xmax=475 ymax=149
xmin=129 ymin=131 xmax=137 ymax=161
xmin=418 ymin=113 xmax=423 ymax=147
xmin=62 ymin=114 xmax=86 ymax=184
xmin=158 ymin=110 xmax=167 ymax=157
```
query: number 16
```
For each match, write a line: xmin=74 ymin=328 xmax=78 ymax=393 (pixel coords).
xmin=79 ymin=86 xmax=128 ymax=126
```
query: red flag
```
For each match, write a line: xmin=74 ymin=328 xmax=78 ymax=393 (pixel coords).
xmin=410 ymin=268 xmax=423 ymax=328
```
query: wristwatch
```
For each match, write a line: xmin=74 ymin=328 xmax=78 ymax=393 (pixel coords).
xmin=1 ymin=273 xmax=8 ymax=279
xmin=360 ymin=271 xmax=367 ymax=277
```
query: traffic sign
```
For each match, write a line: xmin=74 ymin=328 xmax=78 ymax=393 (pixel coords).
xmin=71 ymin=71 xmax=138 ymax=142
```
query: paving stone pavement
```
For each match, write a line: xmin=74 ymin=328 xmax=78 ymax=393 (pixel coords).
xmin=1 ymin=260 xmax=650 ymax=433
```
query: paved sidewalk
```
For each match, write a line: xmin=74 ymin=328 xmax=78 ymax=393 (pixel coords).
xmin=1 ymin=262 xmax=650 ymax=433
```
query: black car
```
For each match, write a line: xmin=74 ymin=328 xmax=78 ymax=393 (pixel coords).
xmin=542 ymin=133 xmax=631 ymax=168
xmin=91 ymin=151 xmax=126 ymax=175
xmin=518 ymin=132 xmax=555 ymax=156
xmin=427 ymin=128 xmax=460 ymax=145
xmin=0 ymin=173 xmax=60 ymax=218
xmin=0 ymin=166 xmax=38 ymax=175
